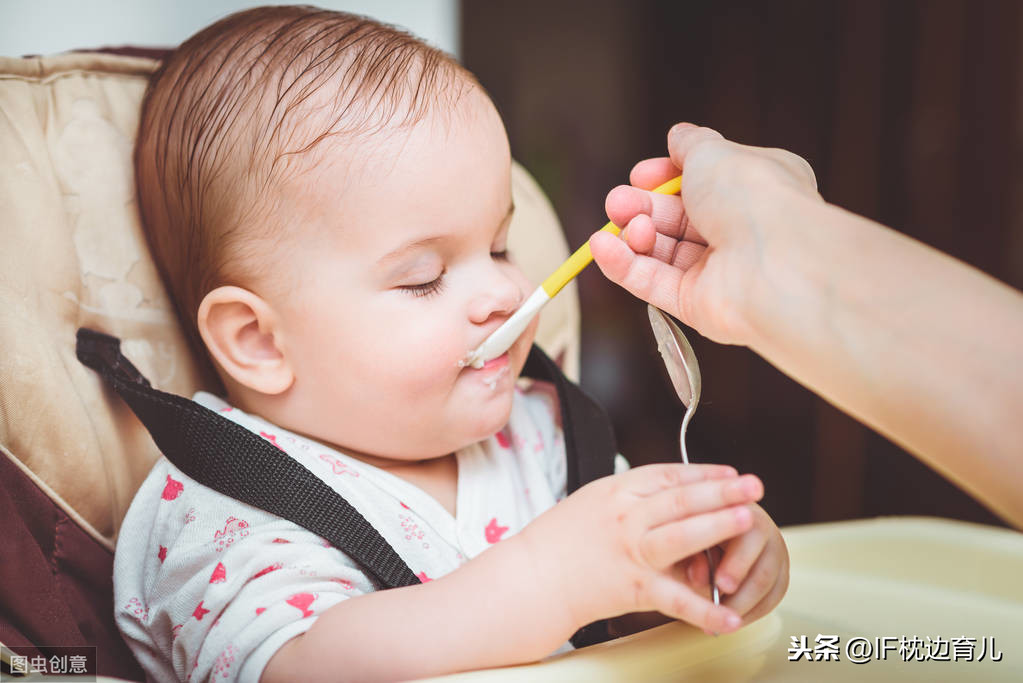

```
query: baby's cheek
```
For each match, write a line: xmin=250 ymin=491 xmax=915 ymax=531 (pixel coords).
xmin=380 ymin=327 xmax=463 ymax=393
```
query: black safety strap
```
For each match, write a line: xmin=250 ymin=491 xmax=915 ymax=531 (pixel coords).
xmin=76 ymin=328 xmax=615 ymax=646
xmin=522 ymin=347 xmax=616 ymax=496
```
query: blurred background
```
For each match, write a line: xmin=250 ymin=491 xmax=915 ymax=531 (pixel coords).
xmin=463 ymin=0 xmax=1022 ymax=530
xmin=3 ymin=0 xmax=1019 ymax=528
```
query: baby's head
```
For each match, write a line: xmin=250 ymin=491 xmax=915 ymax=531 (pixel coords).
xmin=136 ymin=6 xmax=538 ymax=464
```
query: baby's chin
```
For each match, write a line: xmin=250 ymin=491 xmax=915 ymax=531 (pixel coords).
xmin=458 ymin=383 xmax=517 ymax=445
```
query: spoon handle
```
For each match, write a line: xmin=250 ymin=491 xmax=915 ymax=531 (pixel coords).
xmin=681 ymin=421 xmax=721 ymax=607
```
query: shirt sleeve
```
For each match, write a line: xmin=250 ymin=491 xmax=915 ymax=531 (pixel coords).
xmin=114 ymin=460 xmax=376 ymax=683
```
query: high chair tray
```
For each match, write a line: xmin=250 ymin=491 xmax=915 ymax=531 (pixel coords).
xmin=417 ymin=516 xmax=1023 ymax=682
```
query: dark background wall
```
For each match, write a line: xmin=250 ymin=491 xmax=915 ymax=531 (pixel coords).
xmin=463 ymin=0 xmax=1022 ymax=528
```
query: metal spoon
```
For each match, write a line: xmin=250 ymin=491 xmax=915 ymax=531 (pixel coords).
xmin=647 ymin=304 xmax=720 ymax=606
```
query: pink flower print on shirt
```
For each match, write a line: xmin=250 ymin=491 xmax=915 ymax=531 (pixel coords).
xmin=329 ymin=577 xmax=355 ymax=591
xmin=162 ymin=475 xmax=184 ymax=501
xmin=416 ymin=571 xmax=432 ymax=583
xmin=209 ymin=562 xmax=227 ymax=584
xmin=400 ymin=501 xmax=411 ymax=510
xmin=255 ymin=607 xmax=266 ymax=616
xmin=271 ymin=537 xmax=290 ymax=544
xmin=193 ymin=601 xmax=210 ymax=620
xmin=259 ymin=431 xmax=283 ymax=450
xmin=219 ymin=407 xmax=233 ymax=413
xmin=212 ymin=644 xmax=237 ymax=679
xmin=157 ymin=545 xmax=167 ymax=563
xmin=183 ymin=507 xmax=197 ymax=524
xmin=319 ymin=453 xmax=360 ymax=477
xmin=534 ymin=430 xmax=545 ymax=454
xmin=171 ymin=624 xmax=183 ymax=641
xmin=399 ymin=514 xmax=425 ymax=542
xmin=399 ymin=512 xmax=430 ymax=549
xmin=213 ymin=516 xmax=250 ymax=552
xmin=495 ymin=429 xmax=512 ymax=448
xmin=124 ymin=597 xmax=149 ymax=623
xmin=286 ymin=592 xmax=317 ymax=618
xmin=485 ymin=517 xmax=509 ymax=544
xmin=251 ymin=563 xmax=283 ymax=580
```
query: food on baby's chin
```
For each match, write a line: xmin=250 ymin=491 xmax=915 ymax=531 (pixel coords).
xmin=483 ymin=366 xmax=509 ymax=391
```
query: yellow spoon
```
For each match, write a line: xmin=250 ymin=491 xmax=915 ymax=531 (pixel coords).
xmin=463 ymin=175 xmax=681 ymax=368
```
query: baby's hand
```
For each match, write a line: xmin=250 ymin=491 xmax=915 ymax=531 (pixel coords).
xmin=685 ymin=503 xmax=789 ymax=632
xmin=519 ymin=463 xmax=763 ymax=635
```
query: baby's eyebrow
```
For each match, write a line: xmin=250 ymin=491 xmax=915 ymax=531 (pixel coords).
xmin=377 ymin=235 xmax=446 ymax=268
xmin=377 ymin=202 xmax=515 ymax=267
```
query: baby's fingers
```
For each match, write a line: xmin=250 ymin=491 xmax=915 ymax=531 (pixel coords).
xmin=646 ymin=574 xmax=742 ymax=634
xmin=714 ymin=524 xmax=769 ymax=594
xmin=723 ymin=546 xmax=788 ymax=619
xmin=642 ymin=474 xmax=763 ymax=529
xmin=640 ymin=505 xmax=755 ymax=570
xmin=617 ymin=462 xmax=738 ymax=497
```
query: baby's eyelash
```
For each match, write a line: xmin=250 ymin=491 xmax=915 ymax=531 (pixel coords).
xmin=399 ymin=251 xmax=504 ymax=299
xmin=401 ymin=274 xmax=445 ymax=299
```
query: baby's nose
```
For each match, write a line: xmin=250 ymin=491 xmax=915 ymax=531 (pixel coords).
xmin=469 ymin=271 xmax=523 ymax=324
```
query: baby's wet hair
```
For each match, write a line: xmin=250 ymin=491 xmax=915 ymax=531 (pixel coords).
xmin=135 ymin=5 xmax=477 ymax=366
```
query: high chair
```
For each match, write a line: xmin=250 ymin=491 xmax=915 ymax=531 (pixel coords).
xmin=1 ymin=51 xmax=1021 ymax=682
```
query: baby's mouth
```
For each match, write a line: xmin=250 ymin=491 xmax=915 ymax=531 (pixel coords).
xmin=456 ymin=351 xmax=510 ymax=372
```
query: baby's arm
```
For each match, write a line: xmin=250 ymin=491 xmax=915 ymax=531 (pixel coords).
xmin=263 ymin=527 xmax=569 ymax=682
xmin=263 ymin=463 xmax=761 ymax=682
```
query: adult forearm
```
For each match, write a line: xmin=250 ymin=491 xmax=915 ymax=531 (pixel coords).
xmin=746 ymin=188 xmax=1023 ymax=526
xmin=262 ymin=534 xmax=575 ymax=682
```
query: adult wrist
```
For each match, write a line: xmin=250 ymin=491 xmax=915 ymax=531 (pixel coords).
xmin=740 ymin=184 xmax=835 ymax=352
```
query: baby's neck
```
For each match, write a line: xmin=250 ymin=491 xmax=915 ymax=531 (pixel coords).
xmin=224 ymin=378 xmax=455 ymax=473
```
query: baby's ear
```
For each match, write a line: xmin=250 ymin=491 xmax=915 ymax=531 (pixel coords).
xmin=197 ymin=286 xmax=294 ymax=395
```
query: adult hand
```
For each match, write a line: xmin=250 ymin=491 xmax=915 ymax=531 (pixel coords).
xmin=590 ymin=123 xmax=820 ymax=346
xmin=590 ymin=122 xmax=1023 ymax=528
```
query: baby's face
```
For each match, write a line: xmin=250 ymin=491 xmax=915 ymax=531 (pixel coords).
xmin=264 ymin=90 xmax=537 ymax=463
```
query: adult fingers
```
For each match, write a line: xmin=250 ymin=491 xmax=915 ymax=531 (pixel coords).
xmin=629 ymin=157 xmax=680 ymax=190
xmin=667 ymin=123 xmax=725 ymax=171
xmin=640 ymin=475 xmax=763 ymax=530
xmin=621 ymin=213 xmax=658 ymax=256
xmin=605 ymin=184 xmax=688 ymax=240
xmin=640 ymin=505 xmax=755 ymax=570
xmin=617 ymin=216 xmax=709 ymax=282
xmin=645 ymin=574 xmax=742 ymax=634
xmin=589 ymin=230 xmax=686 ymax=317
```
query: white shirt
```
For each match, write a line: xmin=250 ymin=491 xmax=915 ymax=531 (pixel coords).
xmin=113 ymin=381 xmax=626 ymax=682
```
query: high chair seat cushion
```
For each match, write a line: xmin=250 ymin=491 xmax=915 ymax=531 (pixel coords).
xmin=0 ymin=51 xmax=579 ymax=552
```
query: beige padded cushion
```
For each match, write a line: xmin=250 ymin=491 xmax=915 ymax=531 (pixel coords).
xmin=0 ymin=52 xmax=579 ymax=550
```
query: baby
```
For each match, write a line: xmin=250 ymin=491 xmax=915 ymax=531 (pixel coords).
xmin=115 ymin=6 xmax=788 ymax=682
